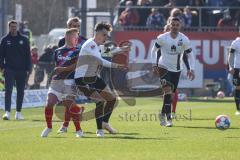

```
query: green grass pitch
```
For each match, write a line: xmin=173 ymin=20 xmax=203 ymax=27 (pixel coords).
xmin=0 ymin=98 xmax=240 ymax=160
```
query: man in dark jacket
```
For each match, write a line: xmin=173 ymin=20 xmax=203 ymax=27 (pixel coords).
xmin=0 ymin=20 xmax=32 ymax=120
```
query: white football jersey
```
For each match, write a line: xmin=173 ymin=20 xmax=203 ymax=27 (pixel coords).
xmin=230 ymin=37 xmax=240 ymax=69
xmin=74 ymin=38 xmax=117 ymax=78
xmin=154 ymin=32 xmax=191 ymax=72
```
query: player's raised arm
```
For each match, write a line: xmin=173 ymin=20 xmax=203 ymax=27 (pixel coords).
xmin=103 ymin=41 xmax=131 ymax=56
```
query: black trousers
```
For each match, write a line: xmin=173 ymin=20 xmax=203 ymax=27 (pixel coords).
xmin=4 ymin=68 xmax=27 ymax=112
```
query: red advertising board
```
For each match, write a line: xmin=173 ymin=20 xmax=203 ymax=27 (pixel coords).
xmin=113 ymin=31 xmax=238 ymax=79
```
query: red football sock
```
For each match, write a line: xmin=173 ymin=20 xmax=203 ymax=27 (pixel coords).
xmin=45 ymin=107 xmax=53 ymax=129
xmin=63 ymin=107 xmax=71 ymax=127
xmin=172 ymin=90 xmax=178 ymax=113
xmin=70 ymin=104 xmax=82 ymax=131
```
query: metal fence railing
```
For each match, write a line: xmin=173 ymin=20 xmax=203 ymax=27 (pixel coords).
xmin=113 ymin=5 xmax=240 ymax=32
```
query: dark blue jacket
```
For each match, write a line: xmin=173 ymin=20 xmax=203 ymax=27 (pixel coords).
xmin=0 ymin=32 xmax=32 ymax=71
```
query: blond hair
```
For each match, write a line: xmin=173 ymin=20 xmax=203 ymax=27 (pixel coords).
xmin=66 ymin=17 xmax=81 ymax=28
xmin=65 ymin=28 xmax=79 ymax=36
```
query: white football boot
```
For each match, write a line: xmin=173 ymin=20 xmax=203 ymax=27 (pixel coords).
xmin=76 ymin=130 xmax=84 ymax=138
xmin=41 ymin=128 xmax=52 ymax=137
xmin=57 ymin=126 xmax=68 ymax=134
xmin=165 ymin=120 xmax=173 ymax=127
xmin=235 ymin=110 xmax=240 ymax=116
xmin=96 ymin=129 xmax=104 ymax=137
xmin=2 ymin=111 xmax=10 ymax=120
xmin=102 ymin=122 xmax=118 ymax=134
xmin=15 ymin=112 xmax=24 ymax=120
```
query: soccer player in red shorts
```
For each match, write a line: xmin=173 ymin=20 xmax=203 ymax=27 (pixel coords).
xmin=41 ymin=28 xmax=84 ymax=137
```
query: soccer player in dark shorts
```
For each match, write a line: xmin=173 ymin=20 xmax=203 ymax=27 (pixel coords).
xmin=228 ymin=36 xmax=240 ymax=115
xmin=55 ymin=22 xmax=130 ymax=137
xmin=151 ymin=17 xmax=195 ymax=127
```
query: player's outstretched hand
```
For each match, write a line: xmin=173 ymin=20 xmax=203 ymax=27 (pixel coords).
xmin=187 ymin=70 xmax=195 ymax=81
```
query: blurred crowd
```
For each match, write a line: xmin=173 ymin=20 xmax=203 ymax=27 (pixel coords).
xmin=115 ymin=0 xmax=240 ymax=29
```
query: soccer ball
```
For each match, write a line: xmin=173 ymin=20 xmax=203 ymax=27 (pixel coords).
xmin=215 ymin=115 xmax=230 ymax=130
xmin=217 ymin=91 xmax=225 ymax=99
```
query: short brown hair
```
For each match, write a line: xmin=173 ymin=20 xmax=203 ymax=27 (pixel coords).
xmin=8 ymin=20 xmax=18 ymax=27
xmin=67 ymin=17 xmax=81 ymax=28
xmin=94 ymin=22 xmax=112 ymax=32
xmin=65 ymin=28 xmax=79 ymax=36
xmin=168 ymin=16 xmax=181 ymax=24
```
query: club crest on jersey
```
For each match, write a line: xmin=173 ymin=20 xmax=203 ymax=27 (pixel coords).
xmin=91 ymin=45 xmax=95 ymax=49
xmin=177 ymin=39 xmax=183 ymax=46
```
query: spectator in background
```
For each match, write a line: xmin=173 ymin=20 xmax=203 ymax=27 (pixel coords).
xmin=137 ymin=0 xmax=152 ymax=26
xmin=169 ymin=8 xmax=185 ymax=27
xmin=31 ymin=45 xmax=55 ymax=89
xmin=175 ymin=0 xmax=189 ymax=6
xmin=146 ymin=8 xmax=166 ymax=28
xmin=183 ymin=6 xmax=195 ymax=28
xmin=164 ymin=0 xmax=176 ymax=8
xmin=31 ymin=46 xmax=38 ymax=65
xmin=0 ymin=20 xmax=32 ymax=120
xmin=26 ymin=46 xmax=39 ymax=88
xmin=190 ymin=0 xmax=205 ymax=6
xmin=119 ymin=0 xmax=140 ymax=26
xmin=19 ymin=21 xmax=33 ymax=46
xmin=217 ymin=9 xmax=235 ymax=28
xmin=234 ymin=10 xmax=240 ymax=27
xmin=207 ymin=0 xmax=224 ymax=6
xmin=152 ymin=0 xmax=168 ymax=6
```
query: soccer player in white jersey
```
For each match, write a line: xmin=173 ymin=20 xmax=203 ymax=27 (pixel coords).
xmin=228 ymin=36 xmax=240 ymax=115
xmin=75 ymin=22 xmax=130 ymax=137
xmin=151 ymin=17 xmax=195 ymax=127
xmin=57 ymin=22 xmax=129 ymax=137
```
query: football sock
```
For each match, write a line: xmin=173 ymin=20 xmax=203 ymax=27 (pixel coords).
xmin=163 ymin=94 xmax=172 ymax=120
xmin=70 ymin=104 xmax=82 ymax=131
xmin=172 ymin=90 xmax=178 ymax=113
xmin=234 ymin=89 xmax=240 ymax=111
xmin=63 ymin=107 xmax=71 ymax=127
xmin=45 ymin=107 xmax=53 ymax=129
xmin=103 ymin=98 xmax=116 ymax=123
xmin=95 ymin=101 xmax=104 ymax=129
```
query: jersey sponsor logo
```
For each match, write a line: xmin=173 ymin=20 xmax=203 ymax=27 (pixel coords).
xmin=171 ymin=45 xmax=176 ymax=52
xmin=57 ymin=55 xmax=71 ymax=61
